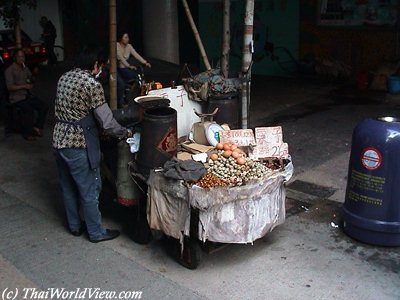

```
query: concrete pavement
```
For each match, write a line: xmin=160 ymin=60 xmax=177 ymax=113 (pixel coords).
xmin=0 ymin=62 xmax=399 ymax=299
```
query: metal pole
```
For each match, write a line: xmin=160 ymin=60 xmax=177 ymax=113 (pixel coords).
xmin=240 ymin=0 xmax=254 ymax=129
xmin=109 ymin=0 xmax=117 ymax=110
xmin=181 ymin=0 xmax=211 ymax=70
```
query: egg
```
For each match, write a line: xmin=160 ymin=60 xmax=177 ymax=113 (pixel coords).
xmin=210 ymin=153 xmax=219 ymax=161
xmin=237 ymin=157 xmax=246 ymax=165
xmin=216 ymin=143 xmax=224 ymax=150
xmin=231 ymin=151 xmax=240 ymax=159
xmin=223 ymin=150 xmax=232 ymax=158
xmin=223 ymin=143 xmax=232 ymax=151
xmin=231 ymin=144 xmax=238 ymax=151
xmin=233 ymin=147 xmax=241 ymax=154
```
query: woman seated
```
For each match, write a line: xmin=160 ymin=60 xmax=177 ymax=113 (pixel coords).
xmin=116 ymin=32 xmax=151 ymax=105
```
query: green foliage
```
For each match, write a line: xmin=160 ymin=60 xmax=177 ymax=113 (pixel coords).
xmin=0 ymin=0 xmax=37 ymax=28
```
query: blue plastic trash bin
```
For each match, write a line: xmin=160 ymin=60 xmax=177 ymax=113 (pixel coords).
xmin=343 ymin=117 xmax=400 ymax=246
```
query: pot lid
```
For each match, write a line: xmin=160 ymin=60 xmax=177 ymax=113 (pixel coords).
xmin=134 ymin=95 xmax=165 ymax=104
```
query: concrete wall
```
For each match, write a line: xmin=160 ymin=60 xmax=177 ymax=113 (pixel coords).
xmin=142 ymin=0 xmax=180 ymax=64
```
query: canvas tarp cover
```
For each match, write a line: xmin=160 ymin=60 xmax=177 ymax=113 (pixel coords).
xmin=146 ymin=162 xmax=293 ymax=244
xmin=189 ymin=175 xmax=286 ymax=243
xmin=147 ymin=173 xmax=191 ymax=242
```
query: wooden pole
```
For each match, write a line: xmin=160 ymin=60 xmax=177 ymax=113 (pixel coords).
xmin=240 ymin=0 xmax=254 ymax=129
xmin=13 ymin=2 xmax=21 ymax=48
xmin=221 ymin=0 xmax=230 ymax=78
xmin=15 ymin=19 xmax=22 ymax=49
xmin=181 ymin=0 xmax=211 ymax=71
xmin=109 ymin=0 xmax=117 ymax=110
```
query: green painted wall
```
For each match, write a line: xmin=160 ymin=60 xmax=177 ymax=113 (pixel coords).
xmin=198 ymin=0 xmax=299 ymax=77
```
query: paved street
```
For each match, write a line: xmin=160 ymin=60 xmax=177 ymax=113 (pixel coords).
xmin=0 ymin=62 xmax=399 ymax=300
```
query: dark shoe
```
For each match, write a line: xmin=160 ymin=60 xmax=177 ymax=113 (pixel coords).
xmin=69 ymin=223 xmax=86 ymax=236
xmin=89 ymin=229 xmax=120 ymax=243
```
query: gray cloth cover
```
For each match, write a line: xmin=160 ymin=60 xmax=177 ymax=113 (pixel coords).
xmin=163 ymin=158 xmax=206 ymax=182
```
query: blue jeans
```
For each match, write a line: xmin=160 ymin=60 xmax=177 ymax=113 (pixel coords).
xmin=118 ymin=67 xmax=139 ymax=82
xmin=55 ymin=148 xmax=106 ymax=239
xmin=117 ymin=67 xmax=141 ymax=107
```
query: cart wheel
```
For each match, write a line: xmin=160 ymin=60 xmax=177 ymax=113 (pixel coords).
xmin=177 ymin=237 xmax=202 ymax=270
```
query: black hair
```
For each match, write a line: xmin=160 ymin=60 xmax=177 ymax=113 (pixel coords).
xmin=74 ymin=45 xmax=108 ymax=70
xmin=12 ymin=48 xmax=24 ymax=60
xmin=117 ymin=31 xmax=128 ymax=42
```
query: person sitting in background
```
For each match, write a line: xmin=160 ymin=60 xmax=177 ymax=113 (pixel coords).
xmin=116 ymin=32 xmax=151 ymax=105
xmin=5 ymin=49 xmax=48 ymax=140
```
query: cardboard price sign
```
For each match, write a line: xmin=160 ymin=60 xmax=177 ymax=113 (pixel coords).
xmin=250 ymin=126 xmax=289 ymax=158
xmin=219 ymin=129 xmax=256 ymax=146
xmin=255 ymin=126 xmax=283 ymax=145
xmin=252 ymin=142 xmax=289 ymax=158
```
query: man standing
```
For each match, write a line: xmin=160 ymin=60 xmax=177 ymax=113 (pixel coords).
xmin=40 ymin=16 xmax=57 ymax=65
xmin=5 ymin=49 xmax=48 ymax=140
xmin=53 ymin=48 xmax=132 ymax=243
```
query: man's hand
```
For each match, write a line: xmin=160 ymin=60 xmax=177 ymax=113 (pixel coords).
xmin=128 ymin=65 xmax=137 ymax=70
xmin=144 ymin=62 xmax=151 ymax=68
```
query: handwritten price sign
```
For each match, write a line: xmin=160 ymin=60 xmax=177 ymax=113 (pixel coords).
xmin=250 ymin=126 xmax=289 ymax=158
xmin=255 ymin=126 xmax=283 ymax=145
xmin=252 ymin=142 xmax=289 ymax=158
xmin=219 ymin=129 xmax=256 ymax=146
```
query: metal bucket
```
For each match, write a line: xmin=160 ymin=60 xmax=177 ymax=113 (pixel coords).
xmin=208 ymin=92 xmax=239 ymax=129
xmin=136 ymin=107 xmax=177 ymax=175
xmin=343 ymin=117 xmax=400 ymax=246
xmin=134 ymin=95 xmax=170 ymax=121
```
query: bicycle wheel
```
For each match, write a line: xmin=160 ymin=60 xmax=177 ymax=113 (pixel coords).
xmin=53 ymin=45 xmax=65 ymax=62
